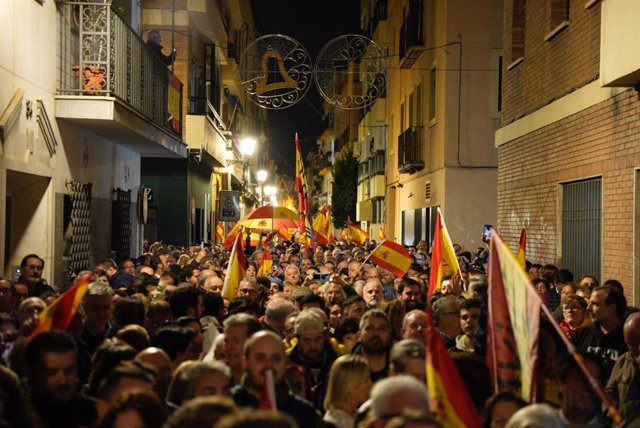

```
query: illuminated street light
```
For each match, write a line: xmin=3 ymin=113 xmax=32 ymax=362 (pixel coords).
xmin=239 ymin=137 xmax=257 ymax=157
xmin=264 ymin=185 xmax=277 ymax=196
xmin=256 ymin=169 xmax=268 ymax=183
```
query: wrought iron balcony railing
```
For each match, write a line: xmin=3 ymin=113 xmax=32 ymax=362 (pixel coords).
xmin=398 ymin=0 xmax=424 ymax=69
xmin=398 ymin=126 xmax=424 ymax=174
xmin=58 ymin=1 xmax=183 ymax=136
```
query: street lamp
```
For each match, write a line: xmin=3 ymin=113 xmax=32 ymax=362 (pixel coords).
xmin=239 ymin=138 xmax=257 ymax=157
xmin=264 ymin=185 xmax=277 ymax=206
xmin=256 ymin=169 xmax=268 ymax=205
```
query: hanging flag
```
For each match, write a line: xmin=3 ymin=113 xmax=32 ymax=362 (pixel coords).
xmin=258 ymin=248 xmax=273 ymax=277
xmin=426 ymin=306 xmax=481 ymax=428
xmin=515 ymin=228 xmax=526 ymax=269
xmin=28 ymin=272 xmax=95 ymax=341
xmin=369 ymin=240 xmax=412 ymax=278
xmin=427 ymin=208 xmax=460 ymax=298
xmin=379 ymin=226 xmax=386 ymax=241
xmin=258 ymin=369 xmax=277 ymax=410
xmin=295 ymin=133 xmax=313 ymax=248
xmin=222 ymin=231 xmax=247 ymax=300
xmin=487 ymin=229 xmax=541 ymax=401
xmin=215 ymin=221 xmax=225 ymax=244
xmin=346 ymin=216 xmax=368 ymax=245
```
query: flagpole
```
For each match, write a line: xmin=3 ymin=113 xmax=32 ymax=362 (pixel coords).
xmin=538 ymin=303 xmax=623 ymax=423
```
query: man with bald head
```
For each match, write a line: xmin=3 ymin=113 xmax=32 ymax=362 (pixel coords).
xmin=605 ymin=312 xmax=640 ymax=419
xmin=231 ymin=330 xmax=323 ymax=426
xmin=136 ymin=347 xmax=172 ymax=399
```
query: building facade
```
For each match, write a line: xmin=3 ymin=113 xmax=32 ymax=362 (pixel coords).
xmin=383 ymin=0 xmax=502 ymax=249
xmin=497 ymin=0 xmax=640 ymax=303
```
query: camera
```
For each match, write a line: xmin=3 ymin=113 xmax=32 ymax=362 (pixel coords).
xmin=312 ymin=272 xmax=330 ymax=282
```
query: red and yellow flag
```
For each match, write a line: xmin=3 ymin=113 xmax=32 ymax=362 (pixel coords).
xmin=379 ymin=226 xmax=386 ymax=241
xmin=258 ymin=248 xmax=273 ymax=277
xmin=515 ymin=228 xmax=526 ymax=268
xmin=312 ymin=205 xmax=333 ymax=245
xmin=346 ymin=216 xmax=368 ymax=245
xmin=222 ymin=231 xmax=247 ymax=300
xmin=28 ymin=272 xmax=95 ymax=341
xmin=224 ymin=223 xmax=259 ymax=249
xmin=487 ymin=229 xmax=541 ymax=401
xmin=295 ymin=133 xmax=313 ymax=248
xmin=369 ymin=240 xmax=412 ymax=278
xmin=427 ymin=208 xmax=460 ymax=298
xmin=426 ymin=306 xmax=481 ymax=428
xmin=215 ymin=221 xmax=225 ymax=244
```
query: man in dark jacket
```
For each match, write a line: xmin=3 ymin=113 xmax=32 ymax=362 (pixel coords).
xmin=232 ymin=330 xmax=325 ymax=427
xmin=146 ymin=30 xmax=176 ymax=66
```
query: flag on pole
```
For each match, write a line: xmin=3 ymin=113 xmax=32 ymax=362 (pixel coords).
xmin=369 ymin=240 xmax=412 ymax=278
xmin=487 ymin=229 xmax=541 ymax=401
xmin=427 ymin=208 xmax=460 ymax=297
xmin=224 ymin=223 xmax=259 ymax=249
xmin=426 ymin=306 xmax=481 ymax=428
xmin=28 ymin=272 xmax=95 ymax=341
xmin=295 ymin=133 xmax=313 ymax=248
xmin=215 ymin=221 xmax=225 ymax=244
xmin=379 ymin=226 xmax=386 ymax=241
xmin=222 ymin=231 xmax=247 ymax=300
xmin=515 ymin=228 xmax=526 ymax=269
xmin=258 ymin=248 xmax=273 ymax=277
xmin=346 ymin=216 xmax=368 ymax=245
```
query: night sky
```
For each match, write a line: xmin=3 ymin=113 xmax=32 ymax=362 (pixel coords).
xmin=249 ymin=0 xmax=361 ymax=175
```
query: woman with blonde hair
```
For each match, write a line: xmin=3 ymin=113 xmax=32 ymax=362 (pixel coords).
xmin=323 ymin=355 xmax=372 ymax=428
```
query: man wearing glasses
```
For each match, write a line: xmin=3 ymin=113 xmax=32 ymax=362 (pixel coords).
xmin=18 ymin=254 xmax=54 ymax=297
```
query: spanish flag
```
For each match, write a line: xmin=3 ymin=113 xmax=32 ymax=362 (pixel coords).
xmin=369 ymin=240 xmax=412 ymax=278
xmin=224 ymin=223 xmax=259 ymax=249
xmin=515 ymin=228 xmax=526 ymax=269
xmin=426 ymin=305 xmax=481 ymax=427
xmin=312 ymin=206 xmax=333 ymax=245
xmin=215 ymin=221 xmax=225 ymax=244
xmin=222 ymin=231 xmax=247 ymax=300
xmin=427 ymin=208 xmax=460 ymax=298
xmin=28 ymin=272 xmax=95 ymax=341
xmin=379 ymin=226 xmax=386 ymax=241
xmin=346 ymin=216 xmax=368 ymax=245
xmin=488 ymin=229 xmax=541 ymax=402
xmin=258 ymin=248 xmax=273 ymax=277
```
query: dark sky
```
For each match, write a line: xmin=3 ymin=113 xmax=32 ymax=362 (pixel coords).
xmin=249 ymin=0 xmax=361 ymax=175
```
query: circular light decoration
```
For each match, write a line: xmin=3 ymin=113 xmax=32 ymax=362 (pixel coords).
xmin=314 ymin=34 xmax=387 ymax=110
xmin=238 ymin=34 xmax=313 ymax=109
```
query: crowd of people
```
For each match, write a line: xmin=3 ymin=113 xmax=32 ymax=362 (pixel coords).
xmin=0 ymin=237 xmax=638 ymax=428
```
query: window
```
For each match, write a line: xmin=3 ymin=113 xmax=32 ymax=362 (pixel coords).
xmin=401 ymin=206 xmax=438 ymax=246
xmin=550 ymin=0 xmax=570 ymax=29
xmin=561 ymin=178 xmax=601 ymax=281
xmin=428 ymin=65 xmax=436 ymax=123
xmin=491 ymin=49 xmax=503 ymax=118
xmin=415 ymin=83 xmax=423 ymax=126
xmin=511 ymin=0 xmax=526 ymax=62
xmin=372 ymin=198 xmax=385 ymax=224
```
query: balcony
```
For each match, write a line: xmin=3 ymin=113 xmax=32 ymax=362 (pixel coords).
xmin=398 ymin=126 xmax=424 ymax=174
xmin=185 ymin=100 xmax=228 ymax=168
xmin=399 ymin=0 xmax=424 ymax=69
xmin=55 ymin=2 xmax=186 ymax=158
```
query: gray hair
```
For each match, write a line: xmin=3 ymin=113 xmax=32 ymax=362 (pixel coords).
xmin=222 ymin=313 xmax=261 ymax=333
xmin=86 ymin=281 xmax=114 ymax=297
xmin=370 ymin=375 xmax=429 ymax=418
xmin=353 ymin=279 xmax=366 ymax=295
xmin=506 ymin=404 xmax=563 ymax=428
xmin=390 ymin=339 xmax=426 ymax=373
xmin=265 ymin=296 xmax=296 ymax=322
xmin=359 ymin=308 xmax=389 ymax=330
xmin=431 ymin=295 xmax=461 ymax=323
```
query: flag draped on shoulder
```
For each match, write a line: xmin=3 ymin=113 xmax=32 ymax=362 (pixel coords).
xmin=427 ymin=208 xmax=460 ymax=297
xmin=28 ymin=272 xmax=95 ymax=340
xmin=346 ymin=216 xmax=368 ymax=245
xmin=295 ymin=133 xmax=313 ymax=247
xmin=487 ymin=229 xmax=541 ymax=401
xmin=426 ymin=306 xmax=481 ymax=428
xmin=222 ymin=231 xmax=247 ymax=300
xmin=312 ymin=205 xmax=333 ymax=245
xmin=515 ymin=228 xmax=526 ymax=268
xmin=369 ymin=240 xmax=412 ymax=278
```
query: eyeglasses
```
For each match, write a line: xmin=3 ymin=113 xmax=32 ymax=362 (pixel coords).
xmin=239 ymin=288 xmax=257 ymax=294
xmin=562 ymin=307 xmax=583 ymax=312
xmin=25 ymin=264 xmax=43 ymax=271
